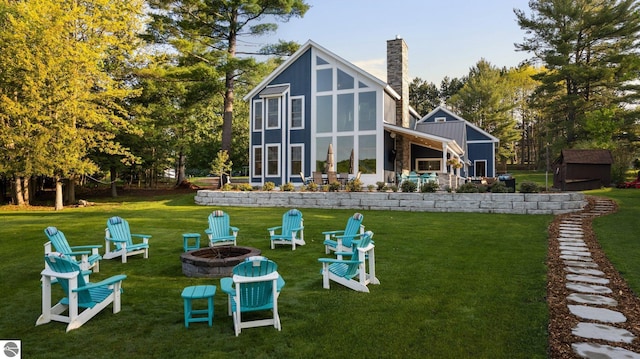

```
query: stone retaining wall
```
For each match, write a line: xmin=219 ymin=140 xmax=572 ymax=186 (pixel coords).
xmin=194 ymin=190 xmax=586 ymax=215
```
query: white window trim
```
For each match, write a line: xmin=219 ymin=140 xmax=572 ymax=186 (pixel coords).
xmin=265 ymin=97 xmax=281 ymax=130
xmin=266 ymin=144 xmax=281 ymax=177
xmin=290 ymin=96 xmax=305 ymax=130
xmin=435 ymin=117 xmax=446 ymax=122
xmin=252 ymin=145 xmax=263 ymax=177
xmin=253 ymin=99 xmax=263 ymax=131
xmin=415 ymin=158 xmax=442 ymax=173
xmin=289 ymin=143 xmax=305 ymax=178
xmin=474 ymin=159 xmax=488 ymax=177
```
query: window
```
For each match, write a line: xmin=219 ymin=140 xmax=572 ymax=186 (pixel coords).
xmin=435 ymin=117 xmax=446 ymax=123
xmin=358 ymin=91 xmax=376 ymax=131
xmin=316 ymin=95 xmax=332 ymax=133
xmin=416 ymin=158 xmax=441 ymax=173
xmin=290 ymin=145 xmax=303 ymax=175
xmin=317 ymin=68 xmax=333 ymax=92
xmin=266 ymin=98 xmax=280 ymax=129
xmin=475 ymin=160 xmax=487 ymax=177
xmin=253 ymin=147 xmax=262 ymax=176
xmin=337 ymin=136 xmax=354 ymax=173
xmin=253 ymin=101 xmax=263 ymax=131
xmin=267 ymin=145 xmax=279 ymax=176
xmin=316 ymin=137 xmax=331 ymax=172
xmin=337 ymin=69 xmax=354 ymax=90
xmin=337 ymin=93 xmax=354 ymax=132
xmin=358 ymin=135 xmax=376 ymax=174
xmin=291 ymin=97 xmax=304 ymax=129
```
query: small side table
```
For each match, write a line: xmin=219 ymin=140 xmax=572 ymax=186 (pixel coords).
xmin=181 ymin=285 xmax=216 ymax=328
xmin=182 ymin=233 xmax=201 ymax=252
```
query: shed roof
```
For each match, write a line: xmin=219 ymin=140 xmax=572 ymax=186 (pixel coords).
xmin=559 ymin=149 xmax=613 ymax=164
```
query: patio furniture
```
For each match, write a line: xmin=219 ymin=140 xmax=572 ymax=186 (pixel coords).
xmin=318 ymin=231 xmax=379 ymax=293
xmin=44 ymin=226 xmax=102 ymax=273
xmin=220 ymin=257 xmax=284 ymax=336
xmin=181 ymin=285 xmax=216 ymax=328
xmin=323 ymin=213 xmax=364 ymax=254
xmin=104 ymin=216 xmax=151 ymax=263
xmin=312 ymin=171 xmax=324 ymax=185
xmin=182 ymin=233 xmax=201 ymax=252
xmin=205 ymin=210 xmax=238 ymax=247
xmin=268 ymin=209 xmax=305 ymax=250
xmin=327 ymin=171 xmax=338 ymax=185
xmin=36 ymin=253 xmax=127 ymax=332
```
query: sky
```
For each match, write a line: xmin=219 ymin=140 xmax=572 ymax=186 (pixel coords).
xmin=251 ymin=0 xmax=535 ymax=85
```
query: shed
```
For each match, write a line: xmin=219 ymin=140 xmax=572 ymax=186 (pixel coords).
xmin=553 ymin=149 xmax=613 ymax=191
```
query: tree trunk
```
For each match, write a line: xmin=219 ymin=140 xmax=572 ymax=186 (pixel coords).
xmin=110 ymin=166 xmax=118 ymax=197
xmin=176 ymin=150 xmax=186 ymax=185
xmin=221 ymin=10 xmax=238 ymax=153
xmin=22 ymin=176 xmax=30 ymax=206
xmin=67 ymin=177 xmax=76 ymax=204
xmin=54 ymin=177 xmax=64 ymax=211
xmin=14 ymin=176 xmax=25 ymax=206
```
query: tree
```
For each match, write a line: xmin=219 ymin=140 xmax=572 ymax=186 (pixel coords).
xmin=146 ymin=0 xmax=310 ymax=157
xmin=515 ymin=0 xmax=640 ymax=148
xmin=449 ymin=59 xmax=521 ymax=169
xmin=409 ymin=78 xmax=441 ymax=114
xmin=0 ymin=0 xmax=144 ymax=209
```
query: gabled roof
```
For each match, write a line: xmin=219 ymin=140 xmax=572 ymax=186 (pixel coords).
xmin=244 ymin=40 xmax=399 ymax=101
xmin=415 ymin=121 xmax=466 ymax=150
xmin=416 ymin=106 xmax=499 ymax=143
xmin=384 ymin=122 xmax=464 ymax=155
xmin=558 ymin=149 xmax=613 ymax=164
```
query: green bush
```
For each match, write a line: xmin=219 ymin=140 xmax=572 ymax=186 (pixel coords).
xmin=263 ymin=182 xmax=275 ymax=191
xmin=490 ymin=181 xmax=509 ymax=193
xmin=390 ymin=185 xmax=398 ymax=192
xmin=345 ymin=178 xmax=363 ymax=192
xmin=401 ymin=180 xmax=417 ymax=192
xmin=281 ymin=182 xmax=295 ymax=192
xmin=237 ymin=183 xmax=253 ymax=191
xmin=519 ymin=181 xmax=539 ymax=193
xmin=221 ymin=183 xmax=233 ymax=191
xmin=328 ymin=181 xmax=341 ymax=192
xmin=456 ymin=182 xmax=480 ymax=193
xmin=305 ymin=182 xmax=318 ymax=192
xmin=420 ymin=181 xmax=439 ymax=193
xmin=376 ymin=181 xmax=388 ymax=191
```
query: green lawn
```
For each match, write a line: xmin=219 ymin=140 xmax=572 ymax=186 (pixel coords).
xmin=1 ymin=192 xmax=552 ymax=358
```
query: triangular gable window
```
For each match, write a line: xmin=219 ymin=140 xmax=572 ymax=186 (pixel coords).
xmin=316 ymin=56 xmax=329 ymax=65
xmin=358 ymin=81 xmax=368 ymax=88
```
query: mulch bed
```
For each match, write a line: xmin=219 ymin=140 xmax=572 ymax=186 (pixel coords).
xmin=547 ymin=196 xmax=640 ymax=358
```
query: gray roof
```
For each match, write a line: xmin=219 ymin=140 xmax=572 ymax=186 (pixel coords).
xmin=415 ymin=121 xmax=466 ymax=149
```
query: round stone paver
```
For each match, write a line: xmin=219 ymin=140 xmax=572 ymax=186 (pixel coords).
xmin=572 ymin=342 xmax=640 ymax=358
xmin=566 ymin=282 xmax=613 ymax=294
xmin=572 ymin=322 xmax=635 ymax=343
xmin=568 ymin=305 xmax=627 ymax=323
xmin=567 ymin=293 xmax=618 ymax=306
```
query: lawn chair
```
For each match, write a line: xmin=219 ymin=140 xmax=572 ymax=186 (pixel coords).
xmin=205 ymin=210 xmax=239 ymax=247
xmin=327 ymin=171 xmax=338 ymax=185
xmin=268 ymin=209 xmax=305 ymax=250
xmin=323 ymin=213 xmax=365 ymax=254
xmin=44 ymin=226 xmax=102 ymax=273
xmin=299 ymin=172 xmax=311 ymax=185
xmin=36 ymin=253 xmax=127 ymax=332
xmin=220 ymin=256 xmax=284 ymax=336
xmin=318 ymin=231 xmax=379 ymax=293
xmin=312 ymin=171 xmax=324 ymax=185
xmin=104 ymin=216 xmax=151 ymax=263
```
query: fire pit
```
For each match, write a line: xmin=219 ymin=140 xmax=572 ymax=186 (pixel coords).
xmin=180 ymin=246 xmax=261 ymax=278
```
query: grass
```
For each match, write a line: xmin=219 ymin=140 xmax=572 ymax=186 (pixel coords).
xmin=0 ymin=192 xmax=552 ymax=358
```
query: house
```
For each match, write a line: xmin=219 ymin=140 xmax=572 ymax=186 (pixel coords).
xmin=415 ymin=106 xmax=499 ymax=178
xmin=243 ymin=37 xmax=496 ymax=188
xmin=553 ymin=149 xmax=613 ymax=191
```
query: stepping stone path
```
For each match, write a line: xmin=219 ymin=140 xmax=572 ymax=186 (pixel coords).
xmin=553 ymin=198 xmax=640 ymax=358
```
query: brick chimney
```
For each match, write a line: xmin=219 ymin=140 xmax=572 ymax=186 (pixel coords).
xmin=387 ymin=36 xmax=409 ymax=128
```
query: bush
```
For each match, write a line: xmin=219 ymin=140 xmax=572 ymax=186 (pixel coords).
xmin=263 ymin=182 xmax=275 ymax=191
xmin=305 ymin=182 xmax=318 ymax=192
xmin=237 ymin=183 xmax=252 ymax=191
xmin=519 ymin=181 xmax=539 ymax=193
xmin=401 ymin=180 xmax=417 ymax=192
xmin=390 ymin=185 xmax=398 ymax=192
xmin=281 ymin=182 xmax=295 ymax=192
xmin=345 ymin=178 xmax=363 ymax=192
xmin=456 ymin=182 xmax=479 ymax=193
xmin=490 ymin=181 xmax=509 ymax=193
xmin=221 ymin=183 xmax=233 ymax=191
xmin=420 ymin=181 xmax=439 ymax=193
xmin=376 ymin=181 xmax=387 ymax=191
xmin=328 ymin=181 xmax=341 ymax=192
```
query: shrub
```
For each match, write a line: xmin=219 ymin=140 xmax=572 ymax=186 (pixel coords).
xmin=321 ymin=184 xmax=330 ymax=192
xmin=263 ymin=182 xmax=275 ymax=191
xmin=376 ymin=181 xmax=387 ymax=191
xmin=401 ymin=180 xmax=417 ymax=192
xmin=390 ymin=185 xmax=398 ymax=192
xmin=456 ymin=182 xmax=479 ymax=193
xmin=367 ymin=184 xmax=375 ymax=192
xmin=328 ymin=181 xmax=341 ymax=192
xmin=237 ymin=183 xmax=253 ymax=191
xmin=281 ymin=182 xmax=295 ymax=192
xmin=490 ymin=181 xmax=509 ymax=193
xmin=305 ymin=182 xmax=318 ymax=192
xmin=345 ymin=178 xmax=363 ymax=192
xmin=221 ymin=183 xmax=233 ymax=191
xmin=519 ymin=181 xmax=539 ymax=193
xmin=420 ymin=181 xmax=439 ymax=193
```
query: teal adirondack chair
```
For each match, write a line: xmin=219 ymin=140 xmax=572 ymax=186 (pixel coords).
xmin=267 ymin=209 xmax=305 ymax=250
xmin=44 ymin=226 xmax=102 ymax=273
xmin=318 ymin=231 xmax=379 ymax=293
xmin=323 ymin=213 xmax=365 ymax=254
xmin=104 ymin=216 xmax=151 ymax=263
xmin=220 ymin=256 xmax=285 ymax=336
xmin=36 ymin=253 xmax=127 ymax=332
xmin=205 ymin=210 xmax=238 ymax=247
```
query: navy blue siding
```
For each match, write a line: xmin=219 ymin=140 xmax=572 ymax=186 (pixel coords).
xmin=468 ymin=142 xmax=494 ymax=176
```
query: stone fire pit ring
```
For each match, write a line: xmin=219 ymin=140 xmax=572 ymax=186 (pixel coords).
xmin=180 ymin=246 xmax=261 ymax=278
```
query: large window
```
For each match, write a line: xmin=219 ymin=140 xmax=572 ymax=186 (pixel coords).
xmin=358 ymin=91 xmax=376 ymax=131
xmin=358 ymin=135 xmax=376 ymax=174
xmin=266 ymin=145 xmax=279 ymax=176
xmin=266 ymin=98 xmax=280 ymax=129
xmin=316 ymin=137 xmax=331 ymax=172
xmin=317 ymin=68 xmax=333 ymax=92
xmin=337 ymin=136 xmax=354 ymax=173
xmin=290 ymin=145 xmax=303 ymax=175
xmin=337 ymin=94 xmax=354 ymax=132
xmin=253 ymin=100 xmax=263 ymax=131
xmin=416 ymin=158 xmax=441 ymax=173
xmin=316 ymin=95 xmax=332 ymax=133
xmin=291 ymin=97 xmax=304 ymax=129
xmin=253 ymin=147 xmax=262 ymax=176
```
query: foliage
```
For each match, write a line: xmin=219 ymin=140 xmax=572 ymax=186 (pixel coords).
xmin=305 ymin=182 xmax=318 ymax=192
xmin=236 ymin=183 xmax=253 ymax=191
xmin=281 ymin=182 xmax=295 ymax=192
xmin=262 ymin=181 xmax=275 ymax=191
xmin=409 ymin=76 xmax=465 ymax=115
xmin=420 ymin=181 xmax=440 ymax=193
xmin=345 ymin=178 xmax=362 ymax=192
xmin=221 ymin=183 xmax=233 ymax=191
xmin=328 ymin=181 xmax=341 ymax=192
xmin=490 ymin=181 xmax=510 ymax=193
xmin=367 ymin=184 xmax=375 ymax=192
xmin=390 ymin=185 xmax=399 ymax=192
xmin=456 ymin=182 xmax=481 ymax=193
xmin=519 ymin=181 xmax=540 ymax=193
xmin=400 ymin=180 xmax=417 ymax=192
xmin=376 ymin=181 xmax=388 ymax=191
